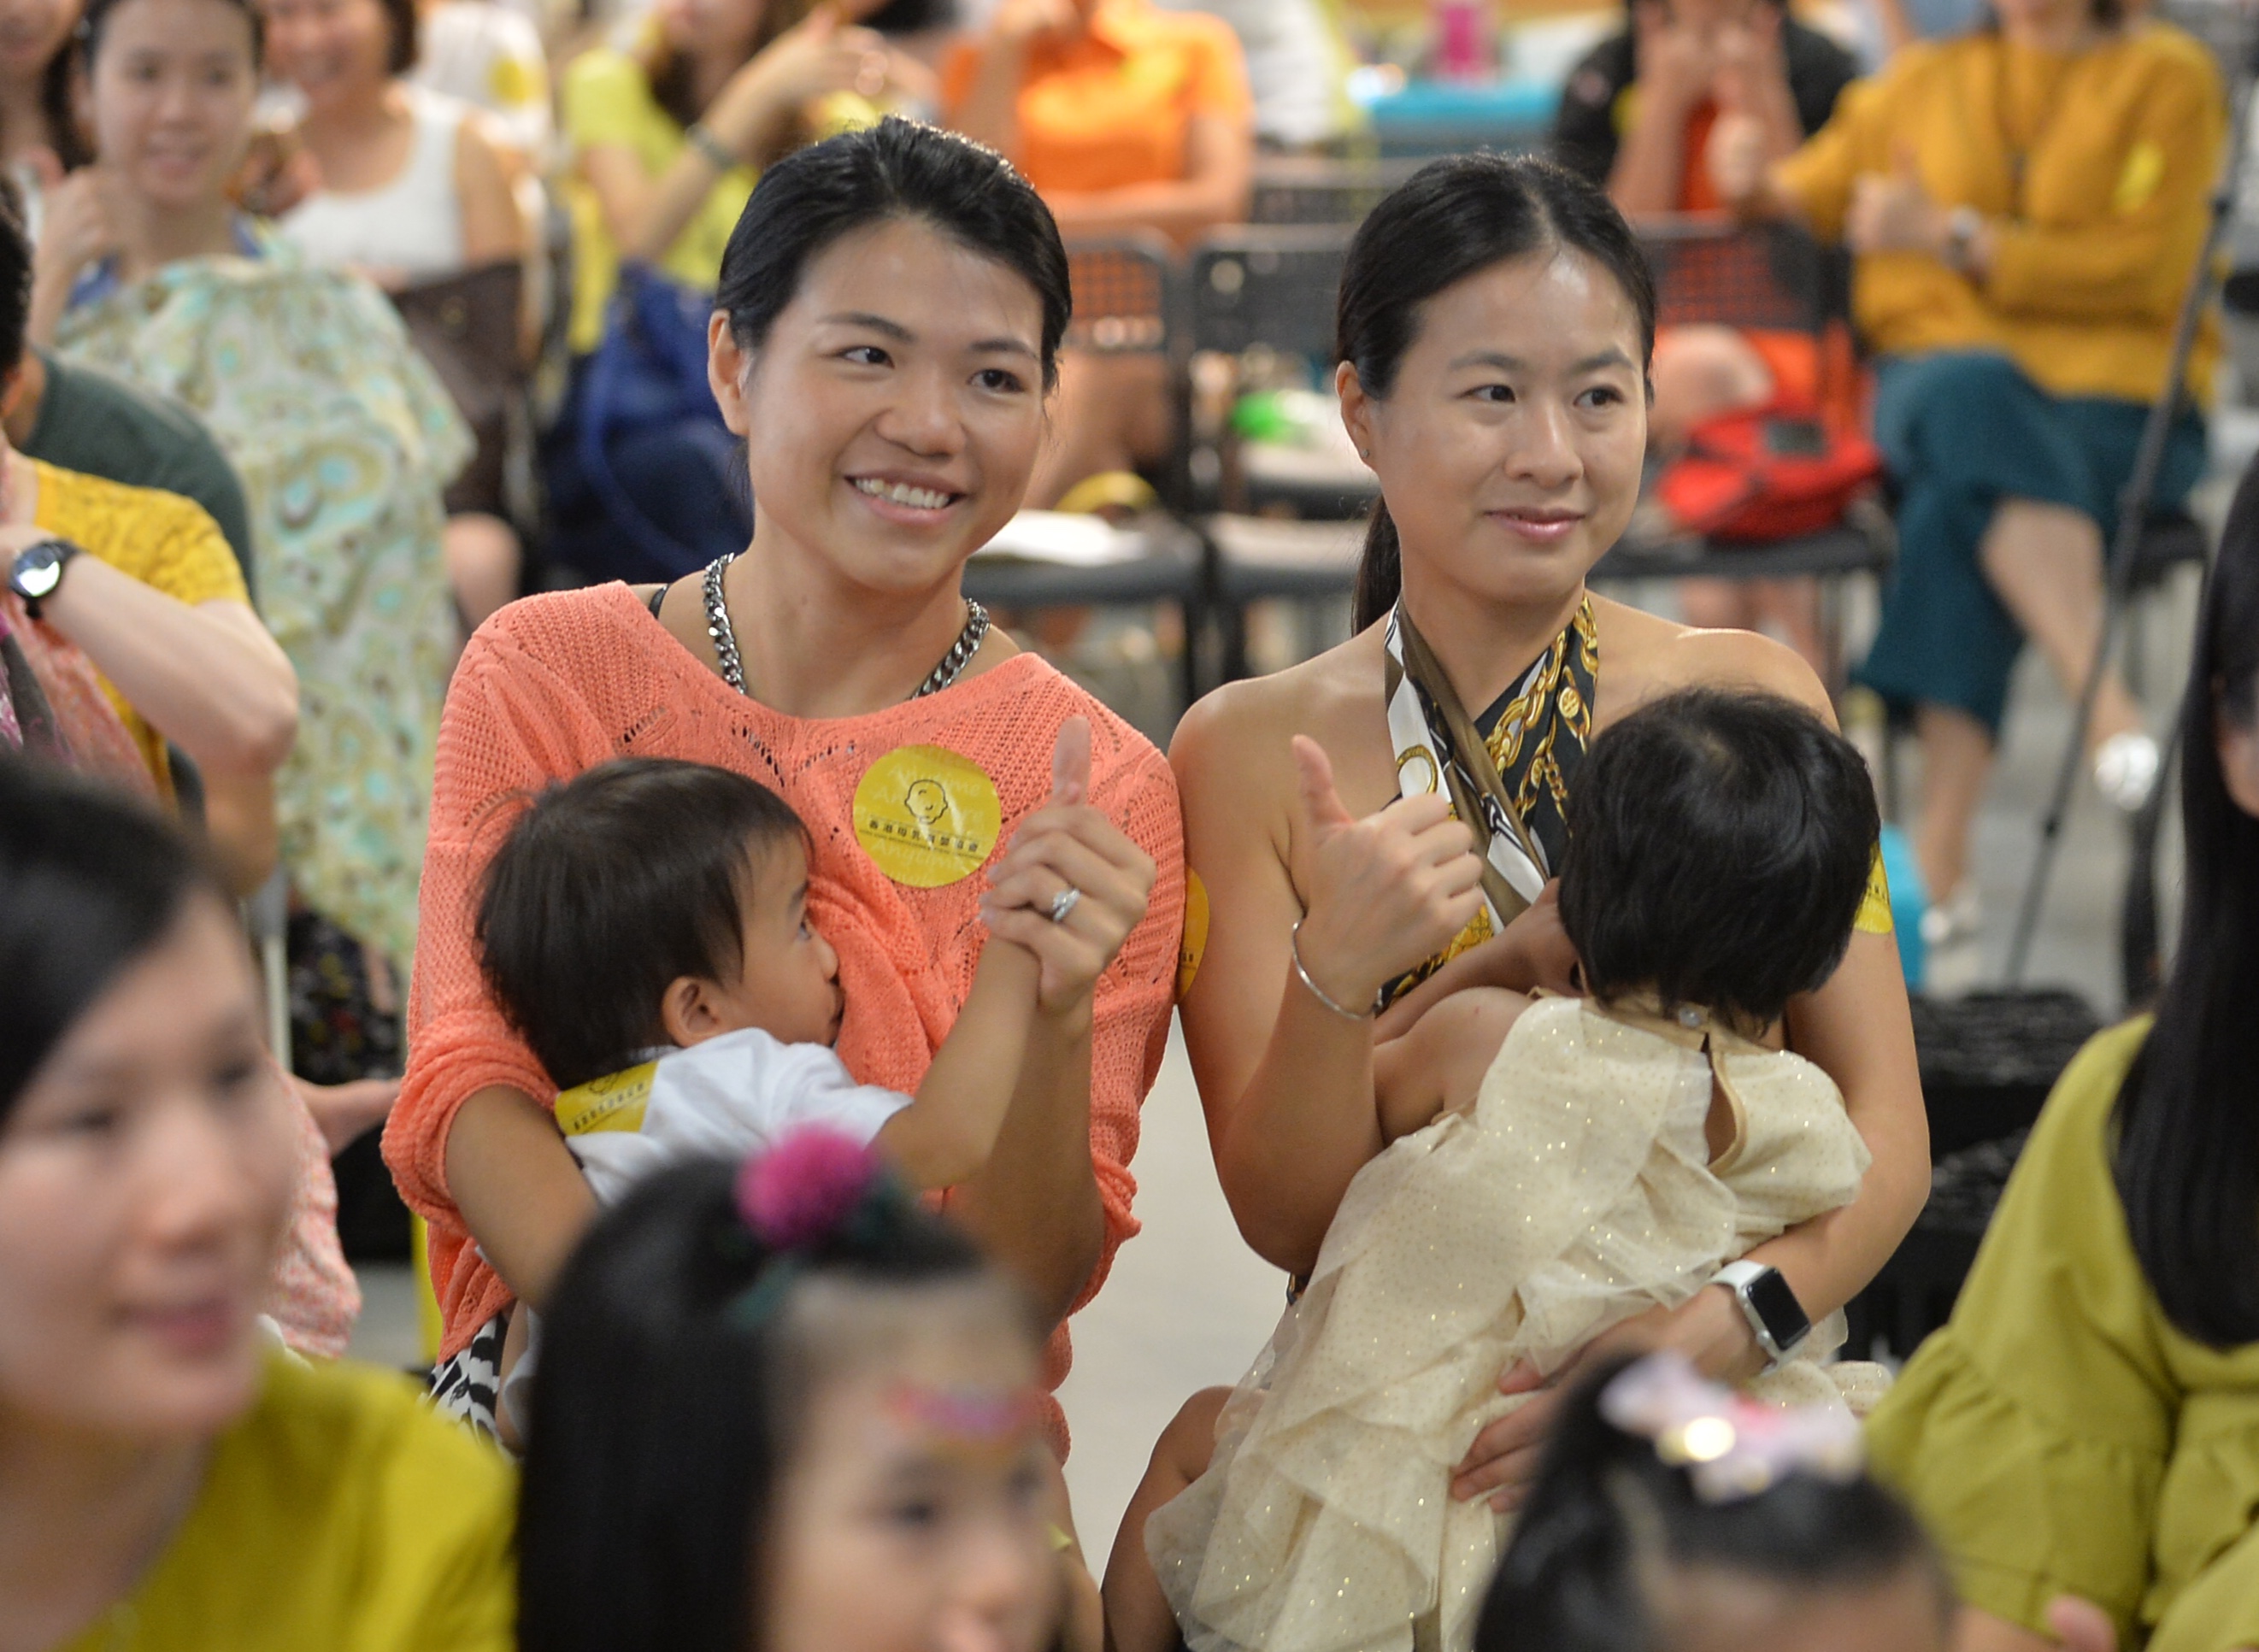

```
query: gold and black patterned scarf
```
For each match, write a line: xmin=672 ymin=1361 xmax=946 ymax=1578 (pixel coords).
xmin=1378 ymin=597 xmax=1597 ymax=1010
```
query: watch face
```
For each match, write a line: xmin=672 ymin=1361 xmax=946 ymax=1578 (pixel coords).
xmin=13 ymin=545 xmax=62 ymax=597
xmin=1745 ymin=1267 xmax=1812 ymax=1348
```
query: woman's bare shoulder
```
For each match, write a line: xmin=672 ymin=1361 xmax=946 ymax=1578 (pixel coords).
xmin=1595 ymin=597 xmax=1835 ymax=727
xmin=1170 ymin=626 xmax=1387 ymax=785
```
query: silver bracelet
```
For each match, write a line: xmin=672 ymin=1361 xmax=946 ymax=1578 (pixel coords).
xmin=1291 ymin=920 xmax=1372 ymax=1021
xmin=685 ymin=122 xmax=736 ymax=173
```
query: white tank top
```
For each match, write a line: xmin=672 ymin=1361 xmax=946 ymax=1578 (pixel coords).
xmin=281 ymin=84 xmax=468 ymax=280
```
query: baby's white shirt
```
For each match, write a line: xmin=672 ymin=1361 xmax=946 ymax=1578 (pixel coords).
xmin=560 ymin=1026 xmax=913 ymax=1205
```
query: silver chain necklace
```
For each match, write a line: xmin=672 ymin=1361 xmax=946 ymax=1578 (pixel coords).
xmin=702 ymin=553 xmax=990 ymax=702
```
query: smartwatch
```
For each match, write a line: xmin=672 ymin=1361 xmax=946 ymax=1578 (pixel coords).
xmin=1942 ymin=205 xmax=1986 ymax=276
xmin=8 ymin=538 xmax=80 ymax=620
xmin=1713 ymin=1260 xmax=1812 ymax=1368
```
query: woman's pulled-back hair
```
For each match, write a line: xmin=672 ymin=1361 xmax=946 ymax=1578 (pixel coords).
xmin=0 ymin=756 xmax=229 ymax=1120
xmin=1558 ymin=689 xmax=1878 ymax=1030
xmin=1476 ymin=1357 xmax=1948 ymax=1652
xmin=476 ymin=757 xmax=806 ymax=1091
xmin=517 ymin=1153 xmax=1031 ymax=1652
xmin=717 ymin=115 xmax=1072 ymax=392
xmin=79 ymin=0 xmax=262 ymax=68
xmin=1342 ymin=153 xmax=1656 ymax=632
xmin=2114 ymin=457 xmax=2259 ymax=1345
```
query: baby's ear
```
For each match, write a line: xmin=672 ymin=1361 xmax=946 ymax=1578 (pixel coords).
xmin=659 ymin=975 xmax=723 ymax=1048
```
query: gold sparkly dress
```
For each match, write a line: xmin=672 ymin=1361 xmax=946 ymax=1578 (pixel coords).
xmin=1146 ymin=995 xmax=1874 ymax=1652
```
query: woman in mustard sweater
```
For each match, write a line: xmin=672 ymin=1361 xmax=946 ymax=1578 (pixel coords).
xmin=1718 ymin=0 xmax=2223 ymax=939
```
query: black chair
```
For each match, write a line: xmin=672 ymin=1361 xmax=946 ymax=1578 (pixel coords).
xmin=1248 ymin=156 xmax=1427 ymax=228
xmin=1174 ymin=226 xmax=1371 ymax=682
xmin=963 ymin=236 xmax=1208 ymax=712
xmin=1601 ymin=218 xmax=1892 ymax=688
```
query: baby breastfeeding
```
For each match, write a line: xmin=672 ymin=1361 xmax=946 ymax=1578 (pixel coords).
xmin=1147 ymin=688 xmax=1892 ymax=1652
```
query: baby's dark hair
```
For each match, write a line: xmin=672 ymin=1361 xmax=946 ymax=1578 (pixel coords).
xmin=517 ymin=1155 xmax=1039 ymax=1652
xmin=1558 ymin=689 xmax=1880 ymax=1029
xmin=1476 ymin=1357 xmax=1950 ymax=1652
xmin=476 ymin=758 xmax=805 ymax=1090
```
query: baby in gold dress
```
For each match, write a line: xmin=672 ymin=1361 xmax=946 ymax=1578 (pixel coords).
xmin=1147 ymin=689 xmax=1887 ymax=1652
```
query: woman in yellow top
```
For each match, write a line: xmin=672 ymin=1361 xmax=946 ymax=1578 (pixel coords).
xmin=0 ymin=760 xmax=515 ymax=1652
xmin=0 ymin=209 xmax=297 ymax=895
xmin=1863 ymin=462 xmax=2259 ymax=1652
xmin=551 ymin=0 xmax=923 ymax=579
xmin=1718 ymin=0 xmax=2223 ymax=939
xmin=944 ymin=0 xmax=1252 ymax=509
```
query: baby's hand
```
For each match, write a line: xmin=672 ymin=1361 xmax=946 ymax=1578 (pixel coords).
xmin=979 ymin=718 xmax=1156 ymax=1014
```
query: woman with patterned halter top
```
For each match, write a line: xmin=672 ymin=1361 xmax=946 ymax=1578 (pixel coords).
xmin=1115 ymin=153 xmax=1929 ymax=1641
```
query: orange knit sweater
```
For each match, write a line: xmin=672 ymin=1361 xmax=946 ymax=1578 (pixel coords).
xmin=382 ymin=584 xmax=1185 ymax=1442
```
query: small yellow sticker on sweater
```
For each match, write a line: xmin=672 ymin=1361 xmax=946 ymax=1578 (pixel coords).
xmin=1854 ymin=843 xmax=1894 ymax=935
xmin=854 ymin=744 xmax=1003 ymax=888
xmin=2115 ymin=141 xmax=2165 ymax=214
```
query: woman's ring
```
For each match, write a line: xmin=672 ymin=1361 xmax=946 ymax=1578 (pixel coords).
xmin=1049 ymin=886 xmax=1083 ymax=925
xmin=856 ymin=51 xmax=888 ymax=97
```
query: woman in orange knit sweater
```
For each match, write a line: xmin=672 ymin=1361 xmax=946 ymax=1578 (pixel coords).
xmin=380 ymin=117 xmax=1184 ymax=1451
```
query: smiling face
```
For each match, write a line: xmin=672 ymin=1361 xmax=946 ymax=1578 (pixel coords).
xmin=87 ymin=0 xmax=259 ymax=213
xmin=1341 ymin=244 xmax=1649 ymax=621
xmin=710 ymin=214 xmax=1051 ymax=603
xmin=0 ymin=895 xmax=296 ymax=1443
xmin=762 ymin=1283 xmax=1058 ymax=1652
xmin=261 ymin=0 xmax=392 ymax=115
xmin=0 ymin=0 xmax=79 ymax=90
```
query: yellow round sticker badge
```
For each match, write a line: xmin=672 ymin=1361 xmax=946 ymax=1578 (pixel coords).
xmin=853 ymin=744 xmax=1003 ymax=888
xmin=1177 ymin=869 xmax=1210 ymax=999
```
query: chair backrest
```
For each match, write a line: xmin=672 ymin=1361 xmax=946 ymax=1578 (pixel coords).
xmin=1186 ymin=226 xmax=1356 ymax=362
xmin=1064 ymin=233 xmax=1179 ymax=356
xmin=1250 ymin=156 xmax=1427 ymax=227
xmin=1637 ymin=217 xmax=1838 ymax=337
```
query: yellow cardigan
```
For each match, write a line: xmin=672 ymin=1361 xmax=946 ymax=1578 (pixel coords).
xmin=1774 ymin=25 xmax=2224 ymax=404
xmin=1866 ymin=1019 xmax=2259 ymax=1652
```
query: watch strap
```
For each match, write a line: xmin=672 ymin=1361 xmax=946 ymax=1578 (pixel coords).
xmin=9 ymin=538 xmax=79 ymax=621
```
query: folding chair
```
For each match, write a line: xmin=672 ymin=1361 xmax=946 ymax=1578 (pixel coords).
xmin=1598 ymin=216 xmax=1892 ymax=688
xmin=1180 ymin=226 xmax=1369 ymax=683
xmin=961 ymin=235 xmax=1208 ymax=713
xmin=1249 ymin=156 xmax=1427 ymax=228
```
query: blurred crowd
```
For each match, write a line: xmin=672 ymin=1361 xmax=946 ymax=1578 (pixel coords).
xmin=3 ymin=0 xmax=2257 ymax=1648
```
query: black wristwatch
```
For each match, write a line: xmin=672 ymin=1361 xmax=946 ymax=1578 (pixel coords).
xmin=8 ymin=538 xmax=80 ymax=620
xmin=1714 ymin=1261 xmax=1812 ymax=1369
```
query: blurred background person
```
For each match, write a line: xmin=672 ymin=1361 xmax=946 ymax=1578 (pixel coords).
xmin=262 ymin=0 xmax=533 ymax=630
xmin=1553 ymin=0 xmax=1861 ymax=673
xmin=32 ymin=0 xmax=470 ymax=993
xmin=547 ymin=0 xmax=922 ymax=581
xmin=944 ymin=0 xmax=1251 ymax=514
xmin=1716 ymin=0 xmax=2221 ymax=943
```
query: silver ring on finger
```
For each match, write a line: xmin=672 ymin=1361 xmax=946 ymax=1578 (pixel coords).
xmin=1049 ymin=885 xmax=1083 ymax=925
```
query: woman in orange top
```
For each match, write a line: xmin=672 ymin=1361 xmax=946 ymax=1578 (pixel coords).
xmin=944 ymin=0 xmax=1252 ymax=509
xmin=380 ymin=118 xmax=1182 ymax=1453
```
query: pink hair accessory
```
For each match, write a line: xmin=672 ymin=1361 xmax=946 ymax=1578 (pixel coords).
xmin=734 ymin=1126 xmax=884 ymax=1250
xmin=1600 ymin=1351 xmax=1862 ymax=1503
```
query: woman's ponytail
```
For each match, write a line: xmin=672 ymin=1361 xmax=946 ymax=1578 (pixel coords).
xmin=1353 ymin=499 xmax=1403 ymax=632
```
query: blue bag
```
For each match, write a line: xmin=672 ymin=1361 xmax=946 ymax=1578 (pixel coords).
xmin=573 ymin=263 xmax=730 ymax=568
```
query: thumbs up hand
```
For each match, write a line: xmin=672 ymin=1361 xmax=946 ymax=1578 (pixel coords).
xmin=1845 ymin=147 xmax=1947 ymax=258
xmin=1289 ymin=736 xmax=1485 ymax=1016
xmin=981 ymin=717 xmax=1158 ymax=1014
